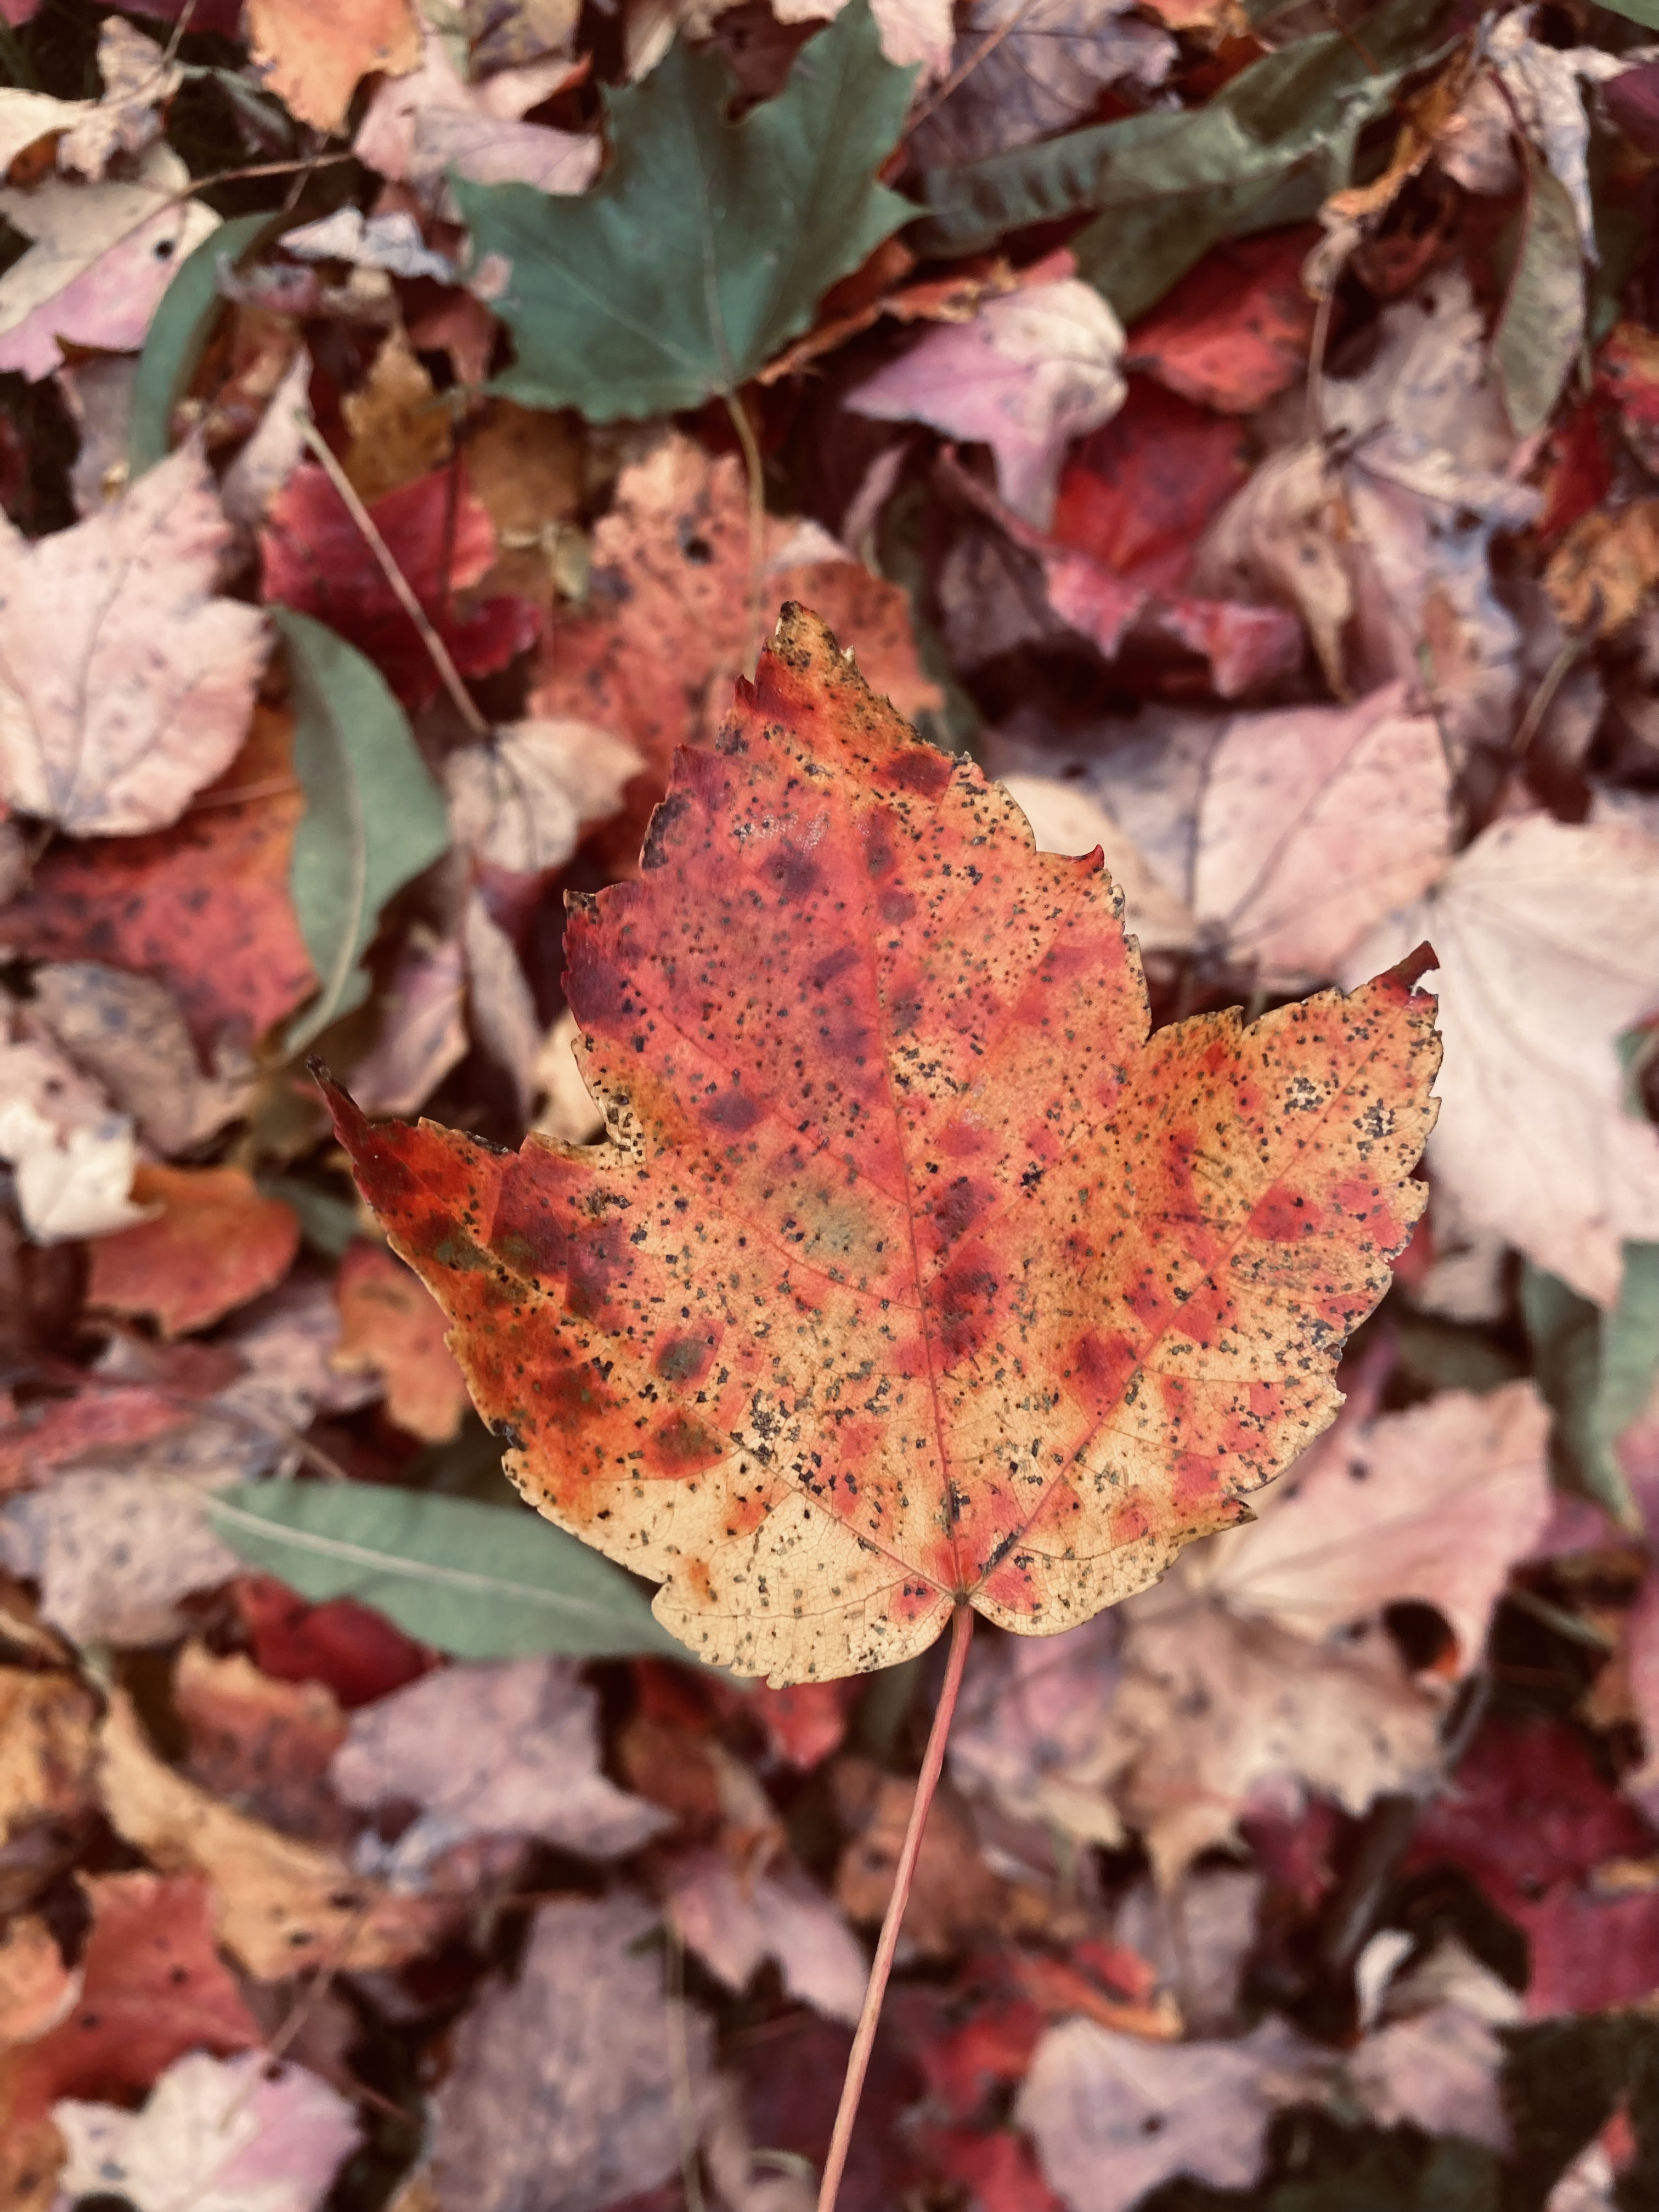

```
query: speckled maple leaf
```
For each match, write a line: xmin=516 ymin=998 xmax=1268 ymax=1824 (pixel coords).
xmin=325 ymin=606 xmax=1439 ymax=1684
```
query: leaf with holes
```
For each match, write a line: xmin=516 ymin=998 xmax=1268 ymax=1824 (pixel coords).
xmin=326 ymin=605 xmax=1439 ymax=1684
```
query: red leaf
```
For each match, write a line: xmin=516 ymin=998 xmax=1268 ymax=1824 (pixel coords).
xmin=232 ymin=1573 xmax=435 ymax=1708
xmin=1125 ymin=228 xmax=1320 ymax=416
xmin=261 ymin=460 xmax=540 ymax=710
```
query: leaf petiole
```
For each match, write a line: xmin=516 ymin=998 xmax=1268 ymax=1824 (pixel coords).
xmin=817 ymin=1602 xmax=974 ymax=2212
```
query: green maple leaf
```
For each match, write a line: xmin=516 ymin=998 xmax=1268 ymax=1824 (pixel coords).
xmin=453 ymin=0 xmax=916 ymax=420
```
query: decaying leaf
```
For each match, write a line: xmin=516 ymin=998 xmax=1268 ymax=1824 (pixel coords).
xmin=27 ymin=964 xmax=252 ymax=1157
xmin=664 ymin=1847 xmax=868 ymax=2023
xmin=850 ymin=269 xmax=1127 ymax=528
xmin=330 ymin=1656 xmax=671 ymax=1876
xmin=422 ymin=1892 xmax=712 ymax=2212
xmin=445 ymin=716 xmax=644 ymax=874
xmin=246 ymin=0 xmax=420 ymax=136
xmin=909 ymin=0 xmax=1175 ymax=167
xmin=0 ymin=444 xmax=268 ymax=837
xmin=355 ymin=22 xmax=597 ymax=202
xmin=331 ymin=605 xmax=1438 ymax=1683
xmin=0 ymin=1472 xmax=244 ymax=1645
xmin=0 ymin=1014 xmax=151 ymax=1244
xmin=173 ymin=1643 xmax=348 ymax=1843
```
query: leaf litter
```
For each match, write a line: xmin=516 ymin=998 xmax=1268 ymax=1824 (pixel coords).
xmin=0 ymin=0 xmax=1657 ymax=2207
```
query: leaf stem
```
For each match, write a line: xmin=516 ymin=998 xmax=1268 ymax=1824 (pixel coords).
xmin=297 ymin=421 xmax=491 ymax=741
xmin=724 ymin=389 xmax=767 ymax=678
xmin=816 ymin=1602 xmax=974 ymax=2212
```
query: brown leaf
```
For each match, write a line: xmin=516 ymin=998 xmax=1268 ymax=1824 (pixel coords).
xmin=833 ymin=1758 xmax=1006 ymax=1954
xmin=173 ymin=1642 xmax=349 ymax=1844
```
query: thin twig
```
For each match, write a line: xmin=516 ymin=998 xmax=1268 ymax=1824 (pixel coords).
xmin=724 ymin=390 xmax=768 ymax=678
xmin=667 ymin=1921 xmax=707 ymax=2212
xmin=298 ymin=421 xmax=491 ymax=740
xmin=1512 ymin=630 xmax=1582 ymax=758
xmin=816 ymin=1604 xmax=974 ymax=2212
xmin=173 ymin=150 xmax=356 ymax=198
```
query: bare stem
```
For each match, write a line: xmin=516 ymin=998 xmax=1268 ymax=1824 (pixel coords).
xmin=724 ymin=388 xmax=768 ymax=679
xmin=816 ymin=1603 xmax=974 ymax=2212
xmin=298 ymin=421 xmax=491 ymax=741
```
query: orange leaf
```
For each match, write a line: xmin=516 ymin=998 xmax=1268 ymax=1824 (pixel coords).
xmin=328 ymin=606 xmax=1438 ymax=1684
xmin=331 ymin=1240 xmax=470 ymax=1443
xmin=87 ymin=1167 xmax=299 ymax=1338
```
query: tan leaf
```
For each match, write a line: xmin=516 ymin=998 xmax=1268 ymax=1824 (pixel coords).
xmin=1192 ymin=444 xmax=1352 ymax=693
xmin=0 ymin=1918 xmax=76 ymax=2050
xmin=1544 ymin=501 xmax=1659 ymax=639
xmin=0 ymin=444 xmax=268 ymax=836
xmin=247 ymin=0 xmax=421 ymax=136
xmin=0 ymin=1668 xmax=95 ymax=1844
xmin=533 ymin=1006 xmax=605 ymax=1147
xmin=354 ymin=24 xmax=596 ymax=200
xmin=28 ymin=964 xmax=252 ymax=1157
xmin=341 ymin=325 xmax=452 ymax=503
xmin=1192 ymin=685 xmax=1452 ymax=984
xmin=97 ymin=1692 xmax=449 ymax=1981
xmin=57 ymin=18 xmax=182 ymax=180
xmin=0 ymin=1013 xmax=151 ymax=1244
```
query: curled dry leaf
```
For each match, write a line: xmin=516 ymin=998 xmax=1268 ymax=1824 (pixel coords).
xmin=850 ymin=271 xmax=1127 ymax=529
xmin=331 ymin=1656 xmax=670 ymax=1877
xmin=423 ymin=1892 xmax=712 ymax=2212
xmin=0 ymin=444 xmax=268 ymax=838
xmin=909 ymin=0 xmax=1174 ymax=166
xmin=331 ymin=1241 xmax=469 ymax=1444
xmin=1351 ymin=814 xmax=1659 ymax=1307
xmin=86 ymin=1166 xmax=301 ymax=1339
xmin=0 ymin=144 xmax=219 ymax=382
xmin=98 ymin=1691 xmax=449 ymax=1980
xmin=332 ymin=605 xmax=1439 ymax=1683
xmin=1192 ymin=684 xmax=1453 ymax=985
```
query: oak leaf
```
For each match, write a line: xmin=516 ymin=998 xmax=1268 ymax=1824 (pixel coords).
xmin=0 ymin=444 xmax=267 ymax=837
xmin=331 ymin=605 xmax=1438 ymax=1684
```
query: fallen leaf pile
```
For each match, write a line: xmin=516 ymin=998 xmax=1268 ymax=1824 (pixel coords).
xmin=0 ymin=0 xmax=1657 ymax=2208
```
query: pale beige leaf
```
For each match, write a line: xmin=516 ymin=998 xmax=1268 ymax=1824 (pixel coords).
xmin=772 ymin=0 xmax=955 ymax=77
xmin=58 ymin=18 xmax=181 ymax=180
xmin=0 ymin=443 xmax=267 ymax=835
xmin=354 ymin=25 xmax=597 ymax=200
xmin=1198 ymin=1382 xmax=1551 ymax=1668
xmin=533 ymin=1005 xmax=605 ymax=1146
xmin=1192 ymin=444 xmax=1351 ymax=692
xmin=1350 ymin=814 xmax=1659 ymax=1305
xmin=0 ymin=1012 xmax=151 ymax=1243
xmin=0 ymin=1471 xmax=240 ymax=1645
xmin=0 ymin=143 xmax=219 ymax=381
xmin=1000 ymin=772 xmax=1196 ymax=952
xmin=30 ymin=962 xmax=252 ymax=1155
xmin=446 ymin=718 xmax=643 ymax=874
xmin=1193 ymin=685 xmax=1452 ymax=984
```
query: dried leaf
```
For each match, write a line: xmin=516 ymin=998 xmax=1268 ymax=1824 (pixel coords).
xmin=909 ymin=0 xmax=1174 ymax=168
xmin=57 ymin=17 xmax=182 ymax=179
xmin=332 ymin=605 xmax=1438 ymax=1683
xmin=247 ymin=0 xmax=420 ymax=135
xmin=1192 ymin=685 xmax=1453 ymax=984
xmin=98 ymin=1691 xmax=449 ymax=1980
xmin=344 ymin=931 xmax=467 ymax=1120
xmin=0 ymin=706 xmax=318 ymax=1054
xmin=330 ymin=1243 xmax=467 ymax=1443
xmin=55 ymin=2047 xmax=359 ymax=2212
xmin=0 ymin=1472 xmax=242 ymax=1645
xmin=331 ymin=1656 xmax=672 ymax=1876
xmin=1351 ymin=815 xmax=1659 ymax=1306
xmin=0 ymin=1918 xmax=75 ymax=2050
xmin=28 ymin=964 xmax=252 ymax=1156
xmin=0 ymin=1668 xmax=95 ymax=1844
xmin=1199 ymin=1380 xmax=1553 ymax=1668
xmin=355 ymin=24 xmax=597 ymax=201
xmin=666 ymin=1848 xmax=868 ymax=2023
xmin=850 ymin=273 xmax=1126 ymax=529
xmin=998 ymin=774 xmax=1195 ymax=954
xmin=0 ymin=144 xmax=219 ymax=381
xmin=0 ymin=444 xmax=267 ymax=836
xmin=0 ymin=1017 xmax=150 ymax=1246
xmin=1125 ymin=228 xmax=1318 ymax=417
xmin=173 ymin=1644 xmax=348 ymax=1842
xmin=445 ymin=717 xmax=644 ymax=873
xmin=424 ymin=1892 xmax=712 ymax=2212
xmin=86 ymin=1166 xmax=301 ymax=1338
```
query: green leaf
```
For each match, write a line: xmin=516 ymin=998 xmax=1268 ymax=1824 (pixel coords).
xmin=453 ymin=0 xmax=915 ymax=417
xmin=129 ymin=212 xmax=284 ymax=479
xmin=274 ymin=610 xmax=450 ymax=1054
xmin=1494 ymin=161 xmax=1585 ymax=437
xmin=1599 ymin=0 xmax=1659 ymax=26
xmin=912 ymin=0 xmax=1448 ymax=321
xmin=208 ymin=1481 xmax=688 ymax=1661
xmin=1521 ymin=1244 xmax=1659 ymax=1528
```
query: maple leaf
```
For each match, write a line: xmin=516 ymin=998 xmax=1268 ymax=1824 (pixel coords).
xmin=0 ymin=445 xmax=268 ymax=837
xmin=329 ymin=605 xmax=1438 ymax=1684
